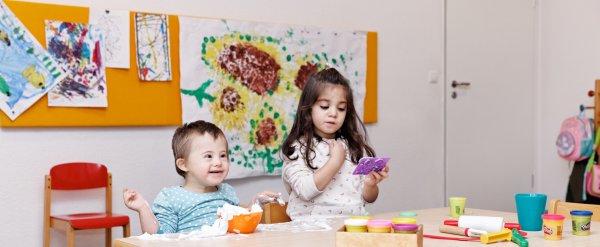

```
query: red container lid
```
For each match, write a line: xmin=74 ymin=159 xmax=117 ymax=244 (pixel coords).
xmin=541 ymin=214 xmax=565 ymax=221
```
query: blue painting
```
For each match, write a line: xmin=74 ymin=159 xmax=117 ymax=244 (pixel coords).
xmin=0 ymin=0 xmax=65 ymax=120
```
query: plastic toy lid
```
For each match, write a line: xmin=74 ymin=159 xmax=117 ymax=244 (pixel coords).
xmin=392 ymin=223 xmax=419 ymax=231
xmin=570 ymin=210 xmax=593 ymax=216
xmin=541 ymin=214 xmax=565 ymax=220
xmin=344 ymin=218 xmax=369 ymax=226
xmin=392 ymin=217 xmax=417 ymax=224
xmin=351 ymin=215 xmax=373 ymax=220
xmin=399 ymin=211 xmax=417 ymax=217
xmin=367 ymin=219 xmax=392 ymax=227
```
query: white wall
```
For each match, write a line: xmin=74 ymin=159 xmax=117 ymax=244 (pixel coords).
xmin=538 ymin=0 xmax=600 ymax=203
xmin=0 ymin=0 xmax=445 ymax=246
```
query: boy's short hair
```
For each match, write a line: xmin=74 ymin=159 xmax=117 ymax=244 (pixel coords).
xmin=172 ymin=120 xmax=228 ymax=177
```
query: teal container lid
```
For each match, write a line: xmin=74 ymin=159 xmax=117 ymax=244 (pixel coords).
xmin=571 ymin=210 xmax=593 ymax=216
xmin=399 ymin=211 xmax=417 ymax=217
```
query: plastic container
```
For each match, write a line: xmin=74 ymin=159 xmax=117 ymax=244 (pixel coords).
xmin=227 ymin=212 xmax=262 ymax=234
xmin=449 ymin=197 xmax=466 ymax=218
xmin=344 ymin=218 xmax=369 ymax=232
xmin=571 ymin=210 xmax=593 ymax=236
xmin=542 ymin=214 xmax=565 ymax=240
xmin=392 ymin=217 xmax=417 ymax=224
xmin=515 ymin=193 xmax=547 ymax=231
xmin=367 ymin=219 xmax=392 ymax=233
xmin=392 ymin=223 xmax=418 ymax=234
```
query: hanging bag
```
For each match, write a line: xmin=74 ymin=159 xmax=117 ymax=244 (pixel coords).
xmin=556 ymin=111 xmax=594 ymax=161
xmin=584 ymin=126 xmax=600 ymax=200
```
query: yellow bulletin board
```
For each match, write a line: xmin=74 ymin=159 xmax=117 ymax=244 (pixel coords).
xmin=0 ymin=0 xmax=377 ymax=127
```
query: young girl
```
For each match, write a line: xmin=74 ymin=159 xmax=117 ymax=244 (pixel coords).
xmin=123 ymin=120 xmax=280 ymax=234
xmin=281 ymin=68 xmax=389 ymax=220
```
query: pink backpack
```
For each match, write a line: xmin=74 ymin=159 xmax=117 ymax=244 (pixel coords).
xmin=556 ymin=113 xmax=594 ymax=161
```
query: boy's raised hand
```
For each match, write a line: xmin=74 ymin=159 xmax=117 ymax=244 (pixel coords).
xmin=364 ymin=165 xmax=389 ymax=187
xmin=123 ymin=187 xmax=148 ymax=211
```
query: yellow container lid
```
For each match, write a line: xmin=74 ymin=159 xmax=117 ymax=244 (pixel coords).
xmin=392 ymin=217 xmax=417 ymax=224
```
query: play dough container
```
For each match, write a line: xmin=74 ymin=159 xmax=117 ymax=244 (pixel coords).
xmin=367 ymin=219 xmax=392 ymax=233
xmin=542 ymin=214 xmax=565 ymax=240
xmin=392 ymin=223 xmax=419 ymax=234
xmin=571 ymin=210 xmax=593 ymax=236
xmin=344 ymin=218 xmax=369 ymax=232
xmin=227 ymin=212 xmax=262 ymax=234
xmin=392 ymin=217 xmax=417 ymax=224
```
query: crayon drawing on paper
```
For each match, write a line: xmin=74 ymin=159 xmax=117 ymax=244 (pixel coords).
xmin=0 ymin=1 xmax=66 ymax=120
xmin=134 ymin=13 xmax=171 ymax=81
xmin=45 ymin=20 xmax=107 ymax=107
xmin=89 ymin=8 xmax=130 ymax=69
xmin=179 ymin=17 xmax=367 ymax=178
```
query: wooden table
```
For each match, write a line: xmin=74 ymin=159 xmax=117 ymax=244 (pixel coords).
xmin=114 ymin=207 xmax=596 ymax=246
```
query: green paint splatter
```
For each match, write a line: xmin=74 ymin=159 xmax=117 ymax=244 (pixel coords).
xmin=274 ymin=112 xmax=280 ymax=119
xmin=332 ymin=58 xmax=337 ymax=64
xmin=322 ymin=52 xmax=329 ymax=61
xmin=180 ymin=79 xmax=215 ymax=107
xmin=286 ymin=55 xmax=292 ymax=62
xmin=245 ymin=34 xmax=252 ymax=41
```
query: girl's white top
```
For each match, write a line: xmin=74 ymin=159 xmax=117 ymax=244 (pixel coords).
xmin=282 ymin=138 xmax=367 ymax=220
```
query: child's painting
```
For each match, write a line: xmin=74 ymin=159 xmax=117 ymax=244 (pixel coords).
xmin=134 ymin=13 xmax=171 ymax=81
xmin=89 ymin=8 xmax=130 ymax=69
xmin=0 ymin=1 xmax=66 ymax=120
xmin=45 ymin=20 xmax=107 ymax=107
xmin=179 ymin=17 xmax=367 ymax=178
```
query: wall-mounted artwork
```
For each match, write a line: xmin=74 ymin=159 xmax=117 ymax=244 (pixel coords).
xmin=45 ymin=20 xmax=107 ymax=107
xmin=179 ymin=17 xmax=367 ymax=178
xmin=89 ymin=8 xmax=130 ymax=69
xmin=134 ymin=13 xmax=171 ymax=81
xmin=0 ymin=0 xmax=66 ymax=120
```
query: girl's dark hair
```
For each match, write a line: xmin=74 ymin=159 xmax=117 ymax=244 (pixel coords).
xmin=281 ymin=67 xmax=375 ymax=169
xmin=172 ymin=120 xmax=228 ymax=177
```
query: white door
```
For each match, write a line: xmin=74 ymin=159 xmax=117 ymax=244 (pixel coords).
xmin=446 ymin=0 xmax=536 ymax=212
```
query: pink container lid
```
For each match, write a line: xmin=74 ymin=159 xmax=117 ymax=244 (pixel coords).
xmin=542 ymin=214 xmax=565 ymax=220
xmin=367 ymin=219 xmax=392 ymax=227
xmin=392 ymin=223 xmax=419 ymax=231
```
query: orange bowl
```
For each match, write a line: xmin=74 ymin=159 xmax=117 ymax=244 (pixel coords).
xmin=227 ymin=212 xmax=263 ymax=234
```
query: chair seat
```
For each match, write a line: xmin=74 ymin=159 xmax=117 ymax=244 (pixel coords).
xmin=52 ymin=212 xmax=129 ymax=230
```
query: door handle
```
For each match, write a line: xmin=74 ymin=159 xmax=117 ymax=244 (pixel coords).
xmin=451 ymin=80 xmax=471 ymax=88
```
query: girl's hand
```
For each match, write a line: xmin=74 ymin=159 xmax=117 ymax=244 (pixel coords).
xmin=123 ymin=187 xmax=148 ymax=211
xmin=364 ymin=165 xmax=390 ymax=187
xmin=327 ymin=139 xmax=346 ymax=165
xmin=252 ymin=191 xmax=284 ymax=205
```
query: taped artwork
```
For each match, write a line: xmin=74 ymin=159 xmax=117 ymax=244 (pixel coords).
xmin=134 ymin=13 xmax=171 ymax=81
xmin=89 ymin=8 xmax=130 ymax=69
xmin=45 ymin=20 xmax=107 ymax=107
xmin=179 ymin=17 xmax=367 ymax=178
xmin=0 ymin=0 xmax=66 ymax=120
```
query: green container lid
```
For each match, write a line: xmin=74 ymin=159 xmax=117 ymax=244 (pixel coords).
xmin=399 ymin=211 xmax=417 ymax=217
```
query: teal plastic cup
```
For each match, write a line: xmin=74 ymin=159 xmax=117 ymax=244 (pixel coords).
xmin=515 ymin=193 xmax=547 ymax=231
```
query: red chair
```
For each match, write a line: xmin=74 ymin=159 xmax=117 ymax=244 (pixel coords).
xmin=43 ymin=162 xmax=130 ymax=247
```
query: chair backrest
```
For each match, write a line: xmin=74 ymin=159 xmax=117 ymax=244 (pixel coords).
xmin=260 ymin=202 xmax=291 ymax=224
xmin=548 ymin=199 xmax=600 ymax=221
xmin=50 ymin=162 xmax=108 ymax=190
xmin=45 ymin=162 xmax=113 ymax=214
